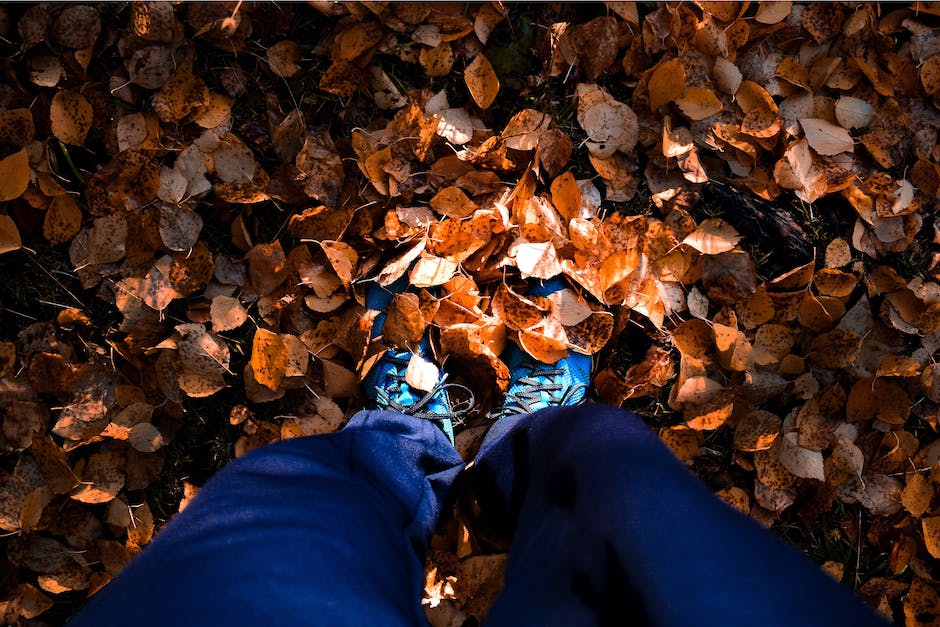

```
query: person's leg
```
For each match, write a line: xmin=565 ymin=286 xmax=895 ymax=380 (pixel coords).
xmin=471 ymin=403 xmax=888 ymax=627
xmin=69 ymin=410 xmax=463 ymax=627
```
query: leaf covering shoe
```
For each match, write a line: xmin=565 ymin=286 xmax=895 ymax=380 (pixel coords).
xmin=361 ymin=277 xmax=473 ymax=445
xmin=488 ymin=279 xmax=592 ymax=421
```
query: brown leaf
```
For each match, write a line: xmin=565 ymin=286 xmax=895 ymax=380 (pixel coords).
xmin=247 ymin=241 xmax=289 ymax=296
xmin=50 ymin=91 xmax=93 ymax=145
xmin=210 ymin=295 xmax=248 ymax=332
xmin=659 ymin=425 xmax=701 ymax=462
xmin=905 ymin=578 xmax=940 ymax=627
xmin=734 ymin=410 xmax=781 ymax=452
xmin=127 ymin=423 xmax=165 ymax=453
xmin=0 ymin=213 xmax=22 ymax=254
xmin=176 ymin=323 xmax=230 ymax=376
xmin=550 ymin=172 xmax=581 ymax=221
xmin=517 ymin=328 xmax=568 ymax=364
xmin=52 ymin=5 xmax=101 ymax=48
xmin=754 ymin=0 xmax=792 ymax=24
xmin=508 ymin=238 xmax=563 ymax=280
xmin=502 ymin=109 xmax=551 ymax=151
xmin=420 ymin=43 xmax=455 ymax=78
xmin=0 ymin=149 xmax=30 ymax=202
xmin=0 ymin=109 xmax=35 ymax=147
xmin=808 ymin=327 xmax=862 ymax=369
xmin=800 ymin=118 xmax=854 ymax=155
xmin=675 ymin=87 xmax=722 ymax=121
xmin=70 ymin=450 xmax=124 ymax=504
xmin=267 ymin=40 xmax=301 ymax=78
xmin=152 ymin=69 xmax=210 ymax=124
xmin=319 ymin=240 xmax=358 ymax=290
xmin=901 ymin=473 xmax=932 ymax=518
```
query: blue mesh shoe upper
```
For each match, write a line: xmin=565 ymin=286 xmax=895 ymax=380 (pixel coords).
xmin=361 ymin=277 xmax=469 ymax=444
xmin=489 ymin=278 xmax=592 ymax=420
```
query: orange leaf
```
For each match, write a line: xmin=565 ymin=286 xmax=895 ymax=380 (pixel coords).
xmin=464 ymin=54 xmax=499 ymax=109
xmin=648 ymin=58 xmax=686 ymax=111
xmin=517 ymin=328 xmax=568 ymax=364
xmin=550 ymin=172 xmax=582 ymax=221
xmin=251 ymin=329 xmax=288 ymax=391
xmin=430 ymin=186 xmax=479 ymax=218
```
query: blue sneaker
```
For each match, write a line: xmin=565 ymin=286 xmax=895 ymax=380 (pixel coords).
xmin=487 ymin=279 xmax=592 ymax=422
xmin=361 ymin=277 xmax=472 ymax=445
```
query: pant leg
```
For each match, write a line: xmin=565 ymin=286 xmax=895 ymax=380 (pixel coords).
xmin=69 ymin=410 xmax=463 ymax=627
xmin=470 ymin=404 xmax=888 ymax=627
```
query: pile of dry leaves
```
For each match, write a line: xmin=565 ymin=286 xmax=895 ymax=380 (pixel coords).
xmin=1 ymin=2 xmax=940 ymax=625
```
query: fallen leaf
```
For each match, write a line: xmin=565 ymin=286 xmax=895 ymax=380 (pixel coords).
xmin=50 ymin=91 xmax=93 ymax=145
xmin=267 ymin=40 xmax=301 ymax=78
xmin=250 ymin=329 xmax=288 ymax=391
xmin=127 ymin=423 xmax=165 ymax=453
xmin=405 ymin=353 xmax=440 ymax=392
xmin=800 ymin=118 xmax=854 ymax=155
xmin=0 ymin=150 xmax=30 ymax=202
xmin=681 ymin=218 xmax=742 ymax=254
xmin=508 ymin=239 xmax=563 ymax=280
xmin=464 ymin=54 xmax=499 ymax=109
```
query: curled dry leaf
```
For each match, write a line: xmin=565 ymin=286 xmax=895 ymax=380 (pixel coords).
xmin=405 ymin=353 xmax=440 ymax=392
xmin=681 ymin=218 xmax=742 ymax=254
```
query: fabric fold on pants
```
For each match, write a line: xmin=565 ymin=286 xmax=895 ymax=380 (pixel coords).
xmin=69 ymin=410 xmax=463 ymax=627
xmin=471 ymin=404 xmax=887 ymax=627
xmin=70 ymin=405 xmax=888 ymax=627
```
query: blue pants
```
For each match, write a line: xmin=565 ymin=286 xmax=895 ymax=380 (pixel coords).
xmin=70 ymin=405 xmax=886 ymax=626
